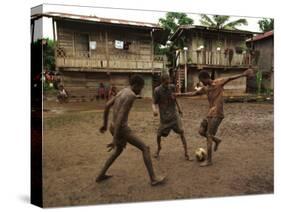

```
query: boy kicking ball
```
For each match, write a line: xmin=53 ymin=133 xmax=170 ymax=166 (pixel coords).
xmin=97 ymin=74 xmax=165 ymax=186
xmin=180 ymin=68 xmax=254 ymax=167
xmin=152 ymin=73 xmax=192 ymax=161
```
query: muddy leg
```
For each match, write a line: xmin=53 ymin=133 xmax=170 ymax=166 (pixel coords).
xmin=128 ymin=134 xmax=165 ymax=186
xmin=209 ymin=118 xmax=223 ymax=152
xmin=198 ymin=118 xmax=208 ymax=138
xmin=199 ymin=129 xmax=221 ymax=152
xmin=154 ymin=135 xmax=162 ymax=158
xmin=212 ymin=136 xmax=221 ymax=152
xmin=200 ymin=136 xmax=213 ymax=167
xmin=96 ymin=146 xmax=123 ymax=182
xmin=179 ymin=132 xmax=192 ymax=161
xmin=198 ymin=128 xmax=206 ymax=137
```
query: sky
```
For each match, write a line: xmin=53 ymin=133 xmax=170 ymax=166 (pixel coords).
xmin=31 ymin=3 xmax=265 ymax=41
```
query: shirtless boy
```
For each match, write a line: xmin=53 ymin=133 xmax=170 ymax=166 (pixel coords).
xmin=181 ymin=69 xmax=254 ymax=167
xmin=152 ymin=73 xmax=192 ymax=160
xmin=97 ymin=74 xmax=165 ymax=186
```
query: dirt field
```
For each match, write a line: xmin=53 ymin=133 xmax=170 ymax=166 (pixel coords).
xmin=42 ymin=98 xmax=273 ymax=207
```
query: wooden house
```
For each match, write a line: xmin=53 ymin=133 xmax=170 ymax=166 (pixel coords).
xmin=169 ymin=25 xmax=256 ymax=95
xmin=32 ymin=12 xmax=168 ymax=98
xmin=246 ymin=30 xmax=274 ymax=91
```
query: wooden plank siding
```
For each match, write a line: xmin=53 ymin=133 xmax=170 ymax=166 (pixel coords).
xmin=61 ymin=71 xmax=153 ymax=98
xmin=176 ymin=32 xmax=252 ymax=68
xmin=174 ymin=30 xmax=254 ymax=94
xmin=55 ymin=20 xmax=166 ymax=71
xmin=54 ymin=19 xmax=166 ymax=98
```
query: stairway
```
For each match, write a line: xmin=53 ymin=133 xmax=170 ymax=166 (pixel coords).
xmin=177 ymin=68 xmax=185 ymax=93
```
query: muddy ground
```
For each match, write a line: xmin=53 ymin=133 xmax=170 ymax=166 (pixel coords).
xmin=42 ymin=98 xmax=273 ymax=207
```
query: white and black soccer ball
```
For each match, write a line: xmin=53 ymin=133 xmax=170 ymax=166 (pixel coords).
xmin=195 ymin=148 xmax=207 ymax=162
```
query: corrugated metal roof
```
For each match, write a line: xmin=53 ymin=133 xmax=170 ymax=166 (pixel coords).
xmin=169 ymin=25 xmax=256 ymax=41
xmin=246 ymin=30 xmax=273 ymax=42
xmin=31 ymin=12 xmax=161 ymax=29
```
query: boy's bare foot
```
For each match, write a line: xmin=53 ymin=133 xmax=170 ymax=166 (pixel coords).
xmin=185 ymin=154 xmax=193 ymax=161
xmin=151 ymin=176 xmax=166 ymax=186
xmin=200 ymin=161 xmax=213 ymax=167
xmin=214 ymin=140 xmax=221 ymax=152
xmin=95 ymin=174 xmax=113 ymax=183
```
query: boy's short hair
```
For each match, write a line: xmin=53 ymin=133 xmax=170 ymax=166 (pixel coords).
xmin=161 ymin=73 xmax=170 ymax=82
xmin=129 ymin=74 xmax=145 ymax=86
xmin=198 ymin=70 xmax=211 ymax=80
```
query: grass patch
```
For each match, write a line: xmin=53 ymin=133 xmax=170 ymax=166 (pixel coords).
xmin=44 ymin=111 xmax=103 ymax=129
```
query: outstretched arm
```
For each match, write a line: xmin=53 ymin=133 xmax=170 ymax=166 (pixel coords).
xmin=100 ymin=97 xmax=116 ymax=133
xmin=221 ymin=68 xmax=254 ymax=86
xmin=176 ymin=88 xmax=206 ymax=97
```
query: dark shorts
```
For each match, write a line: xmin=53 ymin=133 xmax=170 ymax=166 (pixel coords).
xmin=110 ymin=124 xmax=132 ymax=149
xmin=158 ymin=116 xmax=184 ymax=137
xmin=199 ymin=117 xmax=223 ymax=137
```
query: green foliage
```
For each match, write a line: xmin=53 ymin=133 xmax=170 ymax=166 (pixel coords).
xmin=157 ymin=13 xmax=193 ymax=66
xmin=154 ymin=44 xmax=175 ymax=66
xmin=43 ymin=38 xmax=56 ymax=71
xmin=258 ymin=18 xmax=274 ymax=32
xmin=154 ymin=44 xmax=169 ymax=55
xmin=43 ymin=80 xmax=56 ymax=92
xmin=200 ymin=15 xmax=248 ymax=30
xmin=265 ymin=88 xmax=273 ymax=96
xmin=159 ymin=12 xmax=194 ymax=34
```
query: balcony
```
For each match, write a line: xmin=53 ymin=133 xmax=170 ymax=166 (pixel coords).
xmin=177 ymin=50 xmax=257 ymax=68
xmin=55 ymin=49 xmax=166 ymax=72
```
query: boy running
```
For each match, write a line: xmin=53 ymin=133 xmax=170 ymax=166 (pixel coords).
xmin=180 ymin=69 xmax=254 ymax=167
xmin=152 ymin=74 xmax=192 ymax=160
xmin=97 ymin=74 xmax=165 ymax=186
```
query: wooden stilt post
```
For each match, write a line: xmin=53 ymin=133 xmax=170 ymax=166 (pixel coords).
xmin=31 ymin=19 xmax=35 ymax=43
xmin=52 ymin=19 xmax=58 ymax=72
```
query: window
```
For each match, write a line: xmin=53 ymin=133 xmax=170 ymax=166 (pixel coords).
xmin=74 ymin=33 xmax=90 ymax=57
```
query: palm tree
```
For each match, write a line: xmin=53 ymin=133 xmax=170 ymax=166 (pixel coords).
xmin=159 ymin=12 xmax=194 ymax=34
xmin=156 ymin=12 xmax=194 ymax=61
xmin=200 ymin=15 xmax=248 ymax=30
xmin=258 ymin=18 xmax=274 ymax=32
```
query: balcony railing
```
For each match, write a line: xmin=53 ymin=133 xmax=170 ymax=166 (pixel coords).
xmin=56 ymin=48 xmax=166 ymax=70
xmin=177 ymin=50 xmax=257 ymax=67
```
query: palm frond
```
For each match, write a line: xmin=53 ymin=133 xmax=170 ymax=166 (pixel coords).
xmin=200 ymin=14 xmax=216 ymax=27
xmin=224 ymin=19 xmax=248 ymax=29
xmin=213 ymin=15 xmax=230 ymax=28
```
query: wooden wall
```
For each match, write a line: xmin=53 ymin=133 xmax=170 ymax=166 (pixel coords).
xmin=253 ymin=37 xmax=274 ymax=90
xmin=54 ymin=20 xmax=165 ymax=98
xmin=55 ymin=20 xmax=165 ymax=70
xmin=216 ymin=70 xmax=246 ymax=94
xmin=254 ymin=38 xmax=273 ymax=72
xmin=177 ymin=31 xmax=250 ymax=67
xmin=61 ymin=71 xmax=153 ymax=98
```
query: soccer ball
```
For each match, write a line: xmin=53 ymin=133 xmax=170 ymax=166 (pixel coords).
xmin=195 ymin=148 xmax=207 ymax=162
